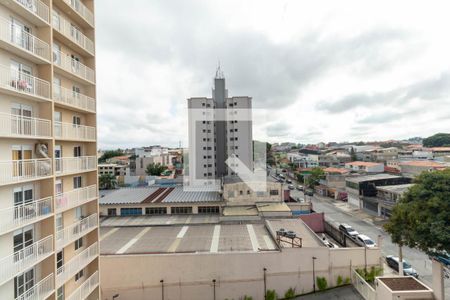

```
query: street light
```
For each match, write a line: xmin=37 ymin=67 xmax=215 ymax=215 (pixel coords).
xmin=112 ymin=294 xmax=119 ymax=300
xmin=160 ymin=279 xmax=164 ymax=300
xmin=312 ymin=257 xmax=317 ymax=293
xmin=212 ymin=279 xmax=216 ymax=300
xmin=263 ymin=267 xmax=267 ymax=299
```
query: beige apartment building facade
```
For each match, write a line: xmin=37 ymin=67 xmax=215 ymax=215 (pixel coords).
xmin=0 ymin=1 xmax=99 ymax=299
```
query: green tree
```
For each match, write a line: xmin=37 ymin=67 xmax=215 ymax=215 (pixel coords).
xmin=265 ymin=290 xmax=277 ymax=300
xmin=384 ymin=169 xmax=450 ymax=255
xmin=99 ymin=174 xmax=117 ymax=190
xmin=305 ymin=168 xmax=325 ymax=188
xmin=423 ymin=133 xmax=450 ymax=147
xmin=350 ymin=147 xmax=357 ymax=161
xmin=98 ymin=149 xmax=124 ymax=163
xmin=145 ymin=163 xmax=167 ymax=176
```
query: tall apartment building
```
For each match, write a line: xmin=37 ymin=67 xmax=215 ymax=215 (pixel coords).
xmin=188 ymin=69 xmax=253 ymax=184
xmin=0 ymin=1 xmax=99 ymax=299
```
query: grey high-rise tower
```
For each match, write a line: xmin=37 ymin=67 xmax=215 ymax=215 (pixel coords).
xmin=188 ymin=68 xmax=253 ymax=185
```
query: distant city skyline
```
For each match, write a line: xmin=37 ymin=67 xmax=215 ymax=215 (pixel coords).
xmin=96 ymin=0 xmax=450 ymax=149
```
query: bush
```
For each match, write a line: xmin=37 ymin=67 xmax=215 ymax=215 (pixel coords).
xmin=336 ymin=275 xmax=343 ymax=286
xmin=284 ymin=287 xmax=296 ymax=299
xmin=266 ymin=289 xmax=277 ymax=300
xmin=344 ymin=277 xmax=351 ymax=284
xmin=316 ymin=277 xmax=328 ymax=291
xmin=243 ymin=296 xmax=253 ymax=300
xmin=356 ymin=267 xmax=383 ymax=283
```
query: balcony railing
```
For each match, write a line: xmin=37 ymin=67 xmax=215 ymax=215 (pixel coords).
xmin=56 ymin=213 xmax=98 ymax=250
xmin=53 ymin=85 xmax=96 ymax=112
xmin=54 ymin=122 xmax=96 ymax=141
xmin=62 ymin=0 xmax=94 ymax=27
xmin=0 ymin=113 xmax=51 ymax=138
xmin=0 ymin=65 xmax=50 ymax=99
xmin=0 ymin=17 xmax=50 ymax=61
xmin=56 ymin=242 xmax=98 ymax=287
xmin=55 ymin=156 xmax=96 ymax=176
xmin=53 ymin=49 xmax=94 ymax=82
xmin=52 ymin=12 xmax=94 ymax=55
xmin=66 ymin=271 xmax=98 ymax=300
xmin=55 ymin=185 xmax=97 ymax=213
xmin=0 ymin=197 xmax=52 ymax=235
xmin=0 ymin=158 xmax=52 ymax=186
xmin=14 ymin=0 xmax=50 ymax=23
xmin=15 ymin=273 xmax=54 ymax=300
xmin=0 ymin=235 xmax=53 ymax=284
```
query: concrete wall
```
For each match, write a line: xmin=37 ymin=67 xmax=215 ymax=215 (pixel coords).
xmin=298 ymin=212 xmax=324 ymax=233
xmin=100 ymin=247 xmax=380 ymax=300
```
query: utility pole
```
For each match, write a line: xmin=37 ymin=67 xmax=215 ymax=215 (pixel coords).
xmin=312 ymin=257 xmax=317 ymax=293
xmin=263 ymin=267 xmax=267 ymax=299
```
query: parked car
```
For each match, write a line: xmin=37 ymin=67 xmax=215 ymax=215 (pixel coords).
xmin=288 ymin=184 xmax=295 ymax=190
xmin=339 ymin=224 xmax=359 ymax=238
xmin=356 ymin=234 xmax=377 ymax=248
xmin=296 ymin=185 xmax=304 ymax=191
xmin=304 ymin=189 xmax=314 ymax=196
xmin=286 ymin=179 xmax=292 ymax=184
xmin=386 ymin=256 xmax=419 ymax=278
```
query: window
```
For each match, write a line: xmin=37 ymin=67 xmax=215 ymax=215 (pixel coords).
xmin=57 ymin=286 xmax=64 ymax=300
xmin=75 ymin=206 xmax=83 ymax=220
xmin=75 ymin=269 xmax=84 ymax=281
xmin=171 ymin=207 xmax=192 ymax=214
xmin=270 ymin=190 xmax=279 ymax=195
xmin=13 ymin=225 xmax=33 ymax=254
xmin=75 ymin=237 xmax=83 ymax=250
xmin=53 ymin=43 xmax=61 ymax=64
xmin=198 ymin=206 xmax=220 ymax=214
xmin=239 ymin=190 xmax=243 ymax=195
xmin=107 ymin=208 xmax=117 ymax=216
xmin=72 ymin=115 xmax=81 ymax=126
xmin=145 ymin=207 xmax=167 ymax=215
xmin=247 ymin=190 xmax=251 ymax=195
xmin=73 ymin=176 xmax=82 ymax=189
xmin=73 ymin=146 xmax=82 ymax=157
xmin=120 ymin=208 xmax=142 ymax=216
xmin=71 ymin=54 xmax=80 ymax=72
xmin=56 ymin=213 xmax=63 ymax=232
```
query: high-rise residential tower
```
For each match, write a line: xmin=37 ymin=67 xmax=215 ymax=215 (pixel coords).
xmin=188 ymin=68 xmax=253 ymax=185
xmin=0 ymin=1 xmax=99 ymax=299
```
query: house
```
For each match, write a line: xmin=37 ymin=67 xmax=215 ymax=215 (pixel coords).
xmin=98 ymin=163 xmax=127 ymax=177
xmin=399 ymin=161 xmax=448 ymax=178
xmin=345 ymin=161 xmax=384 ymax=173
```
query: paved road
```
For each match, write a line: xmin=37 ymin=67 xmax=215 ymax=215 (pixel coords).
xmin=290 ymin=187 xmax=450 ymax=299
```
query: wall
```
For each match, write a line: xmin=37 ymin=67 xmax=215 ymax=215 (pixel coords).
xmin=100 ymin=246 xmax=380 ymax=300
xmin=298 ymin=212 xmax=324 ymax=232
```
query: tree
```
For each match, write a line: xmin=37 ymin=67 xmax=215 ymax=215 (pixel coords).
xmin=99 ymin=174 xmax=117 ymax=190
xmin=423 ymin=133 xmax=450 ymax=147
xmin=384 ymin=169 xmax=450 ymax=255
xmin=98 ymin=149 xmax=125 ymax=163
xmin=145 ymin=163 xmax=167 ymax=176
xmin=305 ymin=168 xmax=325 ymax=188
xmin=350 ymin=147 xmax=357 ymax=161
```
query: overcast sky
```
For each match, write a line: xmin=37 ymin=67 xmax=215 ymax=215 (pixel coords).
xmin=96 ymin=0 xmax=450 ymax=149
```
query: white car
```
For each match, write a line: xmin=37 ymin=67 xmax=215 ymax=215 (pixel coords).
xmin=356 ymin=234 xmax=377 ymax=248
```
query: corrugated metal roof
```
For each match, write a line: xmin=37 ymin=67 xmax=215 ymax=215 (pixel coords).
xmin=99 ymin=187 xmax=159 ymax=205
xmin=162 ymin=187 xmax=221 ymax=203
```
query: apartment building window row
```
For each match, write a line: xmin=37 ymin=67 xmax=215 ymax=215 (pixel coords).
xmin=121 ymin=208 xmax=142 ymax=216
xmin=198 ymin=206 xmax=220 ymax=214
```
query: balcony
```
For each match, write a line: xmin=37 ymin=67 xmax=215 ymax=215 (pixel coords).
xmin=55 ymin=185 xmax=97 ymax=213
xmin=61 ymin=0 xmax=94 ymax=28
xmin=53 ymin=49 xmax=95 ymax=83
xmin=53 ymin=85 xmax=96 ymax=113
xmin=0 ymin=197 xmax=53 ymax=235
xmin=0 ymin=65 xmax=51 ymax=101
xmin=56 ymin=242 xmax=98 ymax=287
xmin=15 ymin=273 xmax=54 ymax=300
xmin=0 ymin=17 xmax=50 ymax=63
xmin=52 ymin=12 xmax=94 ymax=56
xmin=66 ymin=271 xmax=99 ymax=300
xmin=0 ymin=113 xmax=52 ymax=139
xmin=0 ymin=235 xmax=53 ymax=285
xmin=3 ymin=0 xmax=50 ymax=26
xmin=55 ymin=213 xmax=98 ymax=250
xmin=55 ymin=156 xmax=96 ymax=177
xmin=54 ymin=122 xmax=96 ymax=141
xmin=0 ymin=158 xmax=52 ymax=186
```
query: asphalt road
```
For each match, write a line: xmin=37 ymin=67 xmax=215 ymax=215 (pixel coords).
xmin=288 ymin=185 xmax=450 ymax=299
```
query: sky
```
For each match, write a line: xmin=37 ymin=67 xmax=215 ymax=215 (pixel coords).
xmin=95 ymin=0 xmax=450 ymax=149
